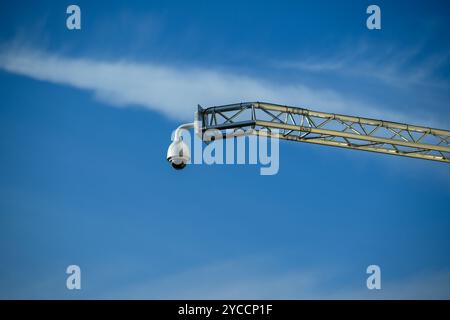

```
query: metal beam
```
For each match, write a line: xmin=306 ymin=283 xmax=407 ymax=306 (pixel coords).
xmin=197 ymin=102 xmax=450 ymax=163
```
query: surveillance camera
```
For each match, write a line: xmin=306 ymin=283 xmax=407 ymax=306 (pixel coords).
xmin=167 ymin=139 xmax=190 ymax=170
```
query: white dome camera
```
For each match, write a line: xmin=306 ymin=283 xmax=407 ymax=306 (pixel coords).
xmin=167 ymin=139 xmax=190 ymax=170
xmin=167 ymin=123 xmax=194 ymax=170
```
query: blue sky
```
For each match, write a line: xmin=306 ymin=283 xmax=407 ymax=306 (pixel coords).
xmin=0 ymin=0 xmax=449 ymax=299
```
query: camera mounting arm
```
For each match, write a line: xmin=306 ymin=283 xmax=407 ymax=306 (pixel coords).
xmin=172 ymin=122 xmax=195 ymax=141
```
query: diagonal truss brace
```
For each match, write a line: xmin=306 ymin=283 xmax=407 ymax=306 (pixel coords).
xmin=195 ymin=102 xmax=450 ymax=163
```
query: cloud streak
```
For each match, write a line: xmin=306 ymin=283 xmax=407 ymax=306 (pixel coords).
xmin=97 ymin=256 xmax=450 ymax=299
xmin=98 ymin=256 xmax=333 ymax=299
xmin=0 ymin=46 xmax=406 ymax=122
xmin=277 ymin=43 xmax=450 ymax=90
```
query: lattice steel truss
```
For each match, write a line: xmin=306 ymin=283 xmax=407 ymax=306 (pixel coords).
xmin=195 ymin=102 xmax=450 ymax=163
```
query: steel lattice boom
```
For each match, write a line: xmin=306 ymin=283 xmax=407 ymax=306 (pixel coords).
xmin=195 ymin=102 xmax=450 ymax=163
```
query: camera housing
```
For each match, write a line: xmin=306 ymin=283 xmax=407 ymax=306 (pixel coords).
xmin=166 ymin=139 xmax=190 ymax=170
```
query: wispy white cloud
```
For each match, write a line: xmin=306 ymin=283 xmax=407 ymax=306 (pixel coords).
xmin=98 ymin=255 xmax=450 ymax=299
xmin=99 ymin=256 xmax=333 ymax=299
xmin=3 ymin=251 xmax=450 ymax=299
xmin=0 ymin=46 xmax=410 ymax=122
xmin=277 ymin=43 xmax=450 ymax=90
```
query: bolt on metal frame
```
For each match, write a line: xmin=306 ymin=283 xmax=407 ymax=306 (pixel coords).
xmin=195 ymin=102 xmax=450 ymax=163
